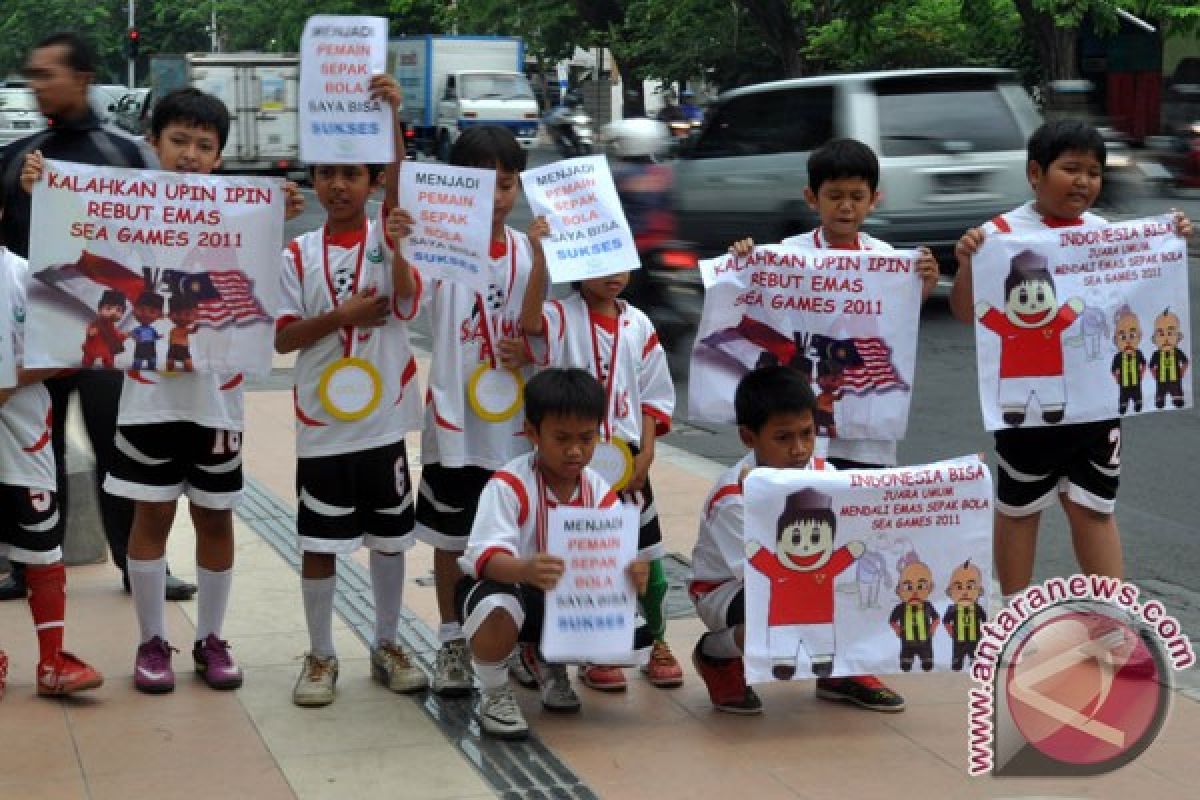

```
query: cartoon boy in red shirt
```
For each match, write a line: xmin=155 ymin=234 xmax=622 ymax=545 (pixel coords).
xmin=81 ymin=289 xmax=127 ymax=368
xmin=747 ymin=487 xmax=862 ymax=679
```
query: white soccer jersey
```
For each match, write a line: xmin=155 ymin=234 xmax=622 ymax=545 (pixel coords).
xmin=537 ymin=293 xmax=674 ymax=443
xmin=0 ymin=248 xmax=54 ymax=490
xmin=459 ymin=452 xmax=618 ymax=579
xmin=117 ymin=371 xmax=244 ymax=431
xmin=420 ymin=227 xmax=537 ymax=470
xmin=690 ymin=453 xmax=830 ymax=593
xmin=278 ymin=215 xmax=423 ymax=459
xmin=983 ymin=201 xmax=1106 ymax=237
xmin=782 ymin=228 xmax=900 ymax=466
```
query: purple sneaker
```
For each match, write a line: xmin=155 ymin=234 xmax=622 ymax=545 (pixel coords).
xmin=192 ymin=634 xmax=243 ymax=690
xmin=134 ymin=636 xmax=177 ymax=694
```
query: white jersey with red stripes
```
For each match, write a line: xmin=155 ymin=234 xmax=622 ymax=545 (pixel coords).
xmin=419 ymin=227 xmax=537 ymax=470
xmin=782 ymin=228 xmax=900 ymax=466
xmin=689 ymin=452 xmax=831 ymax=596
xmin=117 ymin=371 xmax=244 ymax=431
xmin=537 ymin=292 xmax=674 ymax=443
xmin=459 ymin=452 xmax=618 ymax=579
xmin=983 ymin=201 xmax=1106 ymax=237
xmin=278 ymin=214 xmax=423 ymax=458
xmin=0 ymin=248 xmax=54 ymax=490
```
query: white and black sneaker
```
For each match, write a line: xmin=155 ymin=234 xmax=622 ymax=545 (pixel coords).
xmin=479 ymin=684 xmax=529 ymax=739
xmin=507 ymin=643 xmax=539 ymax=689
xmin=537 ymin=660 xmax=581 ymax=712
xmin=432 ymin=639 xmax=474 ymax=696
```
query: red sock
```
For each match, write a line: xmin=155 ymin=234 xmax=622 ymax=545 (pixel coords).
xmin=26 ymin=563 xmax=66 ymax=664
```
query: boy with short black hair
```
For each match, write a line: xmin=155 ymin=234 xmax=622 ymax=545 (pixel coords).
xmin=0 ymin=194 xmax=104 ymax=699
xmin=690 ymin=366 xmax=905 ymax=714
xmin=276 ymin=75 xmax=427 ymax=707
xmin=950 ymin=119 xmax=1193 ymax=605
xmin=413 ymin=125 xmax=549 ymax=695
xmin=457 ymin=367 xmax=650 ymax=739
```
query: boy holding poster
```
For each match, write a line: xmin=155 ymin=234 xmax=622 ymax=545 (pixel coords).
xmin=413 ymin=126 xmax=550 ymax=696
xmin=456 ymin=368 xmax=650 ymax=739
xmin=0 ymin=199 xmax=104 ymax=699
xmin=516 ymin=261 xmax=683 ymax=691
xmin=690 ymin=366 xmax=905 ymax=714
xmin=950 ymin=119 xmax=1193 ymax=605
xmin=276 ymin=74 xmax=428 ymax=707
xmin=730 ymin=139 xmax=938 ymax=465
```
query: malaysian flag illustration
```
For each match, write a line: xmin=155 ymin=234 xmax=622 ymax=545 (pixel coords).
xmin=810 ymin=334 xmax=908 ymax=396
xmin=39 ymin=251 xmax=269 ymax=329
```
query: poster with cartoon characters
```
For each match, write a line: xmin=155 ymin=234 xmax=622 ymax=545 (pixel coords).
xmin=688 ymin=245 xmax=922 ymax=442
xmin=23 ymin=160 xmax=284 ymax=376
xmin=972 ymin=215 xmax=1190 ymax=430
xmin=742 ymin=455 xmax=993 ymax=682
xmin=0 ymin=260 xmax=16 ymax=389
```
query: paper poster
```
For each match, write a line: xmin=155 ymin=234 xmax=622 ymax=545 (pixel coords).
xmin=743 ymin=456 xmax=993 ymax=683
xmin=299 ymin=15 xmax=393 ymax=163
xmin=972 ymin=215 xmax=1190 ymax=431
xmin=688 ymin=244 xmax=922 ymax=442
xmin=24 ymin=160 xmax=284 ymax=377
xmin=521 ymin=155 xmax=639 ymax=282
xmin=398 ymin=162 xmax=496 ymax=292
xmin=541 ymin=504 xmax=640 ymax=664
xmin=0 ymin=261 xmax=16 ymax=389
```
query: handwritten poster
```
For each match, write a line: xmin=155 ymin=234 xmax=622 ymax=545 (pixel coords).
xmin=299 ymin=15 xmax=393 ymax=163
xmin=541 ymin=504 xmax=640 ymax=663
xmin=522 ymin=155 xmax=639 ymax=282
xmin=398 ymin=162 xmax=496 ymax=292
xmin=689 ymin=244 xmax=922 ymax=442
xmin=743 ymin=455 xmax=993 ymax=682
xmin=0 ymin=260 xmax=16 ymax=389
xmin=972 ymin=215 xmax=1190 ymax=430
xmin=24 ymin=160 xmax=284 ymax=376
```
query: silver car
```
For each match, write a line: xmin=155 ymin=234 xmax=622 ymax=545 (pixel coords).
xmin=672 ymin=68 xmax=1043 ymax=270
xmin=0 ymin=87 xmax=46 ymax=149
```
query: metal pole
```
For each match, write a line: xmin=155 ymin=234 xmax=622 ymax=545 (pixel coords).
xmin=127 ymin=0 xmax=135 ymax=86
xmin=211 ymin=1 xmax=219 ymax=53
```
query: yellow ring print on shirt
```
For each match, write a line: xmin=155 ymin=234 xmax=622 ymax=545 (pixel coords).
xmin=467 ymin=362 xmax=524 ymax=423
xmin=318 ymin=357 xmax=383 ymax=422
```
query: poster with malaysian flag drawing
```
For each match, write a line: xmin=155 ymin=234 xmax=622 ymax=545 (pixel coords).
xmin=23 ymin=160 xmax=284 ymax=376
xmin=688 ymin=244 xmax=922 ymax=442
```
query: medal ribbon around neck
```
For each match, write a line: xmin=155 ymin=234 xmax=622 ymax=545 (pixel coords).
xmin=534 ymin=457 xmax=593 ymax=552
xmin=467 ymin=229 xmax=524 ymax=422
xmin=586 ymin=303 xmax=634 ymax=490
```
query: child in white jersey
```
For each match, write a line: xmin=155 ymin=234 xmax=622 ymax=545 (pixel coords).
xmin=275 ymin=75 xmax=426 ymax=707
xmin=412 ymin=126 xmax=551 ymax=695
xmin=0 ymin=206 xmax=103 ymax=699
xmin=516 ymin=261 xmax=682 ymax=691
xmin=457 ymin=368 xmax=650 ymax=738
xmin=691 ymin=366 xmax=905 ymax=714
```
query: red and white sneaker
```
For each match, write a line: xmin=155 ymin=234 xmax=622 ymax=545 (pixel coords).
xmin=36 ymin=651 xmax=104 ymax=697
xmin=691 ymin=635 xmax=762 ymax=715
xmin=641 ymin=640 xmax=684 ymax=688
xmin=0 ymin=649 xmax=8 ymax=701
xmin=579 ymin=664 xmax=627 ymax=691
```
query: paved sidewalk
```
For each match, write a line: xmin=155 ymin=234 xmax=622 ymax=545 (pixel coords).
xmin=2 ymin=352 xmax=1199 ymax=799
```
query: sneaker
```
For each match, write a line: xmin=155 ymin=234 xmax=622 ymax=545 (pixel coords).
xmin=0 ymin=649 xmax=8 ymax=700
xmin=432 ymin=639 xmax=474 ymax=696
xmin=538 ymin=661 xmax=581 ymax=712
xmin=641 ymin=641 xmax=684 ymax=688
xmin=192 ymin=634 xmax=244 ymax=690
xmin=37 ymin=651 xmax=104 ymax=697
xmin=293 ymin=652 xmax=339 ymax=707
xmin=133 ymin=636 xmax=176 ymax=694
xmin=579 ymin=664 xmax=627 ymax=692
xmin=815 ymin=675 xmax=906 ymax=712
xmin=691 ymin=635 xmax=762 ymax=715
xmin=479 ymin=684 xmax=529 ymax=740
xmin=508 ymin=643 xmax=539 ymax=690
xmin=371 ymin=642 xmax=429 ymax=693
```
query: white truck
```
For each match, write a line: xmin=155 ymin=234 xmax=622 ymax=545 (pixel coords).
xmin=388 ymin=35 xmax=540 ymax=160
xmin=149 ymin=53 xmax=300 ymax=174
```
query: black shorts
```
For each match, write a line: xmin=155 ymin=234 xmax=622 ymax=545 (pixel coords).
xmin=618 ymin=442 xmax=664 ymax=561
xmin=414 ymin=464 xmax=494 ymax=552
xmin=0 ymin=484 xmax=62 ymax=565
xmin=994 ymin=419 xmax=1121 ymax=516
xmin=166 ymin=344 xmax=191 ymax=362
xmin=106 ymin=422 xmax=244 ymax=509
xmin=296 ymin=439 xmax=415 ymax=554
xmin=456 ymin=576 xmax=546 ymax=643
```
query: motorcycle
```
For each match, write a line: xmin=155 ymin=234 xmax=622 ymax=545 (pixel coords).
xmin=1145 ymin=123 xmax=1200 ymax=191
xmin=623 ymin=241 xmax=704 ymax=376
xmin=544 ymin=95 xmax=594 ymax=157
